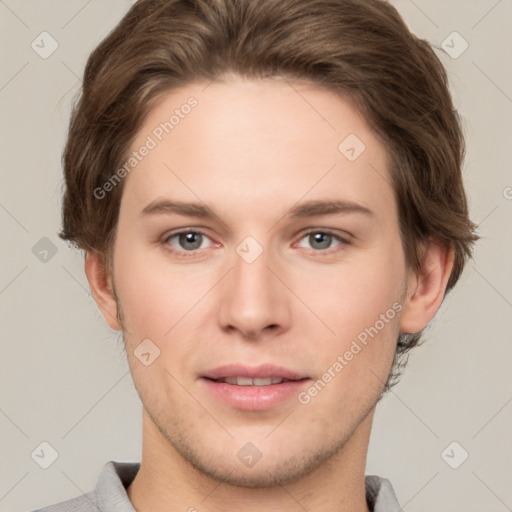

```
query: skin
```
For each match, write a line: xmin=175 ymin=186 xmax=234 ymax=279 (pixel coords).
xmin=85 ymin=74 xmax=454 ymax=512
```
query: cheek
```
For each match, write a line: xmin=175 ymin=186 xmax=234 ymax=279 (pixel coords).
xmin=112 ymin=242 xmax=172 ymax=335
xmin=305 ymin=241 xmax=405 ymax=339
xmin=113 ymin=242 xmax=216 ymax=341
xmin=298 ymin=237 xmax=406 ymax=392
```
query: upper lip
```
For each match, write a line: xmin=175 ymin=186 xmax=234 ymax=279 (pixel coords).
xmin=201 ymin=364 xmax=308 ymax=381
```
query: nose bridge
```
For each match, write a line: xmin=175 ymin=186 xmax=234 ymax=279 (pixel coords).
xmin=233 ymin=246 xmax=273 ymax=299
xmin=231 ymin=240 xmax=280 ymax=310
xmin=217 ymin=238 xmax=290 ymax=337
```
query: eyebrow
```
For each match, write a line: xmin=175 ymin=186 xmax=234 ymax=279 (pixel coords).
xmin=140 ymin=198 xmax=374 ymax=219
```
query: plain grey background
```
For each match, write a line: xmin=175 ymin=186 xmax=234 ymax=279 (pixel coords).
xmin=1 ymin=1 xmax=511 ymax=511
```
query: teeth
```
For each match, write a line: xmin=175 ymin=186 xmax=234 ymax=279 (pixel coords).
xmin=254 ymin=378 xmax=273 ymax=386
xmin=236 ymin=376 xmax=254 ymax=386
xmin=220 ymin=376 xmax=286 ymax=386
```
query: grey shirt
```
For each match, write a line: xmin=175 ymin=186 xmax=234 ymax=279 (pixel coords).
xmin=32 ymin=461 xmax=405 ymax=511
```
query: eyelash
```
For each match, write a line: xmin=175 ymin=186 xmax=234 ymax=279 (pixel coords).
xmin=161 ymin=228 xmax=350 ymax=258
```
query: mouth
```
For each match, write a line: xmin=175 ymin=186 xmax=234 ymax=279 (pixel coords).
xmin=200 ymin=364 xmax=311 ymax=411
xmin=205 ymin=376 xmax=303 ymax=386
xmin=201 ymin=363 xmax=308 ymax=381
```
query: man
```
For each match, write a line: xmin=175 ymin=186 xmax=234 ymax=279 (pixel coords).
xmin=34 ymin=0 xmax=478 ymax=510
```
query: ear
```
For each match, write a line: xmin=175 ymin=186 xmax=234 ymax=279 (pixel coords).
xmin=400 ymin=239 xmax=455 ymax=334
xmin=84 ymin=251 xmax=122 ymax=331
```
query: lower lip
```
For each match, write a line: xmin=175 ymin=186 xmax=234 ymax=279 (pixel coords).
xmin=201 ymin=378 xmax=311 ymax=411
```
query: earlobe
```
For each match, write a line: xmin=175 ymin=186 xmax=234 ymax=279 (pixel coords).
xmin=84 ymin=251 xmax=122 ymax=331
xmin=399 ymin=240 xmax=455 ymax=334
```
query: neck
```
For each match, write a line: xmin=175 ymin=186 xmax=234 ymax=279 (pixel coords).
xmin=127 ymin=408 xmax=374 ymax=512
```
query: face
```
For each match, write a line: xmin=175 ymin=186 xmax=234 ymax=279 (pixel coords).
xmin=106 ymin=75 xmax=410 ymax=487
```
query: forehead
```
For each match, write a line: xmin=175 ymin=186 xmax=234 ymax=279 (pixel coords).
xmin=120 ymin=75 xmax=394 ymax=222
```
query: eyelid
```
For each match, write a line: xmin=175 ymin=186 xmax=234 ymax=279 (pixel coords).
xmin=163 ymin=227 xmax=209 ymax=241
xmin=295 ymin=228 xmax=352 ymax=244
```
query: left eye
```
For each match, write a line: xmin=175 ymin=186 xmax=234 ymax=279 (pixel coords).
xmin=165 ymin=231 xmax=212 ymax=251
xmin=297 ymin=231 xmax=343 ymax=251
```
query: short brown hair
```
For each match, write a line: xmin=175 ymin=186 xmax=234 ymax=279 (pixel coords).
xmin=59 ymin=0 xmax=479 ymax=391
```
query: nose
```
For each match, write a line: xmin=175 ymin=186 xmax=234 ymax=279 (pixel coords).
xmin=217 ymin=243 xmax=292 ymax=341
